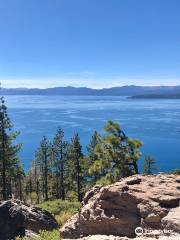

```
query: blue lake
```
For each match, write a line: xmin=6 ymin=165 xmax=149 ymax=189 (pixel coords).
xmin=4 ymin=95 xmax=180 ymax=172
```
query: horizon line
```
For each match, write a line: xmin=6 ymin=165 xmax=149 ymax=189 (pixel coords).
xmin=1 ymin=84 xmax=180 ymax=90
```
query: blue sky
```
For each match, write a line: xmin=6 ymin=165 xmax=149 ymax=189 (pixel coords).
xmin=0 ymin=0 xmax=180 ymax=88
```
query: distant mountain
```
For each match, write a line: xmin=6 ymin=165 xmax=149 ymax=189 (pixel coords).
xmin=1 ymin=85 xmax=180 ymax=96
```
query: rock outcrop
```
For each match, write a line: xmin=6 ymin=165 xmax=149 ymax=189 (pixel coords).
xmin=65 ymin=235 xmax=179 ymax=240
xmin=161 ymin=206 xmax=180 ymax=233
xmin=0 ymin=199 xmax=58 ymax=240
xmin=60 ymin=174 xmax=180 ymax=239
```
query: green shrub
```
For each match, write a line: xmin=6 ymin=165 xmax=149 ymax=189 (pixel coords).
xmin=16 ymin=230 xmax=60 ymax=240
xmin=16 ymin=200 xmax=81 ymax=239
xmin=55 ymin=210 xmax=74 ymax=226
xmin=38 ymin=199 xmax=81 ymax=227
xmin=38 ymin=199 xmax=81 ymax=216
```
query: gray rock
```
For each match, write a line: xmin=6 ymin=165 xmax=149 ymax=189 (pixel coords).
xmin=0 ymin=199 xmax=58 ymax=240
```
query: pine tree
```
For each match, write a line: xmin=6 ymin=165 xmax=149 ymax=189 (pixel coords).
xmin=87 ymin=131 xmax=101 ymax=185
xmin=50 ymin=128 xmax=68 ymax=200
xmin=68 ymin=133 xmax=84 ymax=202
xmin=142 ymin=156 xmax=157 ymax=174
xmin=31 ymin=160 xmax=40 ymax=203
xmin=126 ymin=138 xmax=143 ymax=174
xmin=13 ymin=164 xmax=25 ymax=200
xmin=89 ymin=121 xmax=142 ymax=185
xmin=35 ymin=136 xmax=50 ymax=201
xmin=0 ymin=97 xmax=21 ymax=200
xmin=25 ymin=170 xmax=33 ymax=203
xmin=87 ymin=131 xmax=100 ymax=164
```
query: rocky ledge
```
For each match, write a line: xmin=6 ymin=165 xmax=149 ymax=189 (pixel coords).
xmin=60 ymin=174 xmax=180 ymax=239
xmin=65 ymin=235 xmax=179 ymax=240
xmin=0 ymin=199 xmax=58 ymax=240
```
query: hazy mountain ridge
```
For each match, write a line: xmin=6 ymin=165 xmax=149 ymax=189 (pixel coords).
xmin=1 ymin=85 xmax=180 ymax=96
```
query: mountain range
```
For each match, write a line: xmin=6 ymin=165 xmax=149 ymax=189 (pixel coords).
xmin=1 ymin=85 xmax=180 ymax=97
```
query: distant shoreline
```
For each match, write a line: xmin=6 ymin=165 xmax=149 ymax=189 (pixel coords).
xmin=130 ymin=94 xmax=180 ymax=99
xmin=1 ymin=85 xmax=180 ymax=97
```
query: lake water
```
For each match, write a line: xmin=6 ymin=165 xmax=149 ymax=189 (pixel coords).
xmin=4 ymin=95 xmax=180 ymax=172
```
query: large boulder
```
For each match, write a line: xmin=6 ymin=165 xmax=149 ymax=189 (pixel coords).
xmin=60 ymin=174 xmax=180 ymax=239
xmin=162 ymin=206 xmax=180 ymax=233
xmin=0 ymin=199 xmax=58 ymax=240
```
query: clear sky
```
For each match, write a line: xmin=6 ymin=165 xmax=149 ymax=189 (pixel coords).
xmin=0 ymin=0 xmax=180 ymax=88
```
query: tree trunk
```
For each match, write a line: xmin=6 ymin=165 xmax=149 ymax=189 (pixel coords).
xmin=29 ymin=177 xmax=33 ymax=203
xmin=56 ymin=173 xmax=60 ymax=199
xmin=36 ymin=180 xmax=40 ymax=203
xmin=2 ymin=127 xmax=7 ymax=200
xmin=19 ymin=177 xmax=23 ymax=201
xmin=44 ymin=150 xmax=48 ymax=201
xmin=2 ymin=161 xmax=6 ymax=200
xmin=77 ymin=158 xmax=81 ymax=202
xmin=133 ymin=161 xmax=139 ymax=174
xmin=60 ymin=162 xmax=65 ymax=200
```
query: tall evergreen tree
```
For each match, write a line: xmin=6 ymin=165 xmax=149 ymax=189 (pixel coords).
xmin=68 ymin=133 xmax=84 ymax=202
xmin=50 ymin=128 xmax=68 ymax=200
xmin=0 ymin=97 xmax=21 ymax=200
xmin=25 ymin=170 xmax=33 ymax=203
xmin=35 ymin=136 xmax=50 ymax=201
xmin=87 ymin=131 xmax=101 ymax=185
xmin=13 ymin=164 xmax=25 ymax=200
xmin=31 ymin=160 xmax=40 ymax=203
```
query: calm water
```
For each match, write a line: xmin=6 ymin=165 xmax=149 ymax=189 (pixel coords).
xmin=4 ymin=95 xmax=180 ymax=172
